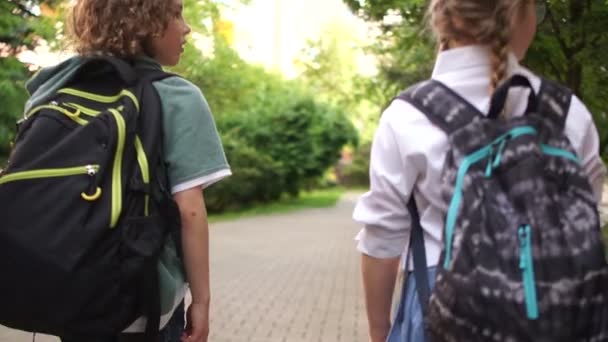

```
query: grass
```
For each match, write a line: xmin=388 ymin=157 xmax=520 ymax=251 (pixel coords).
xmin=208 ymin=187 xmax=345 ymax=223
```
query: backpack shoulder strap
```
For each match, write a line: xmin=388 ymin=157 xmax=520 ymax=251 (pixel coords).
xmin=129 ymin=67 xmax=182 ymax=340
xmin=76 ymin=57 xmax=178 ymax=88
xmin=407 ymin=197 xmax=430 ymax=315
xmin=132 ymin=67 xmax=181 ymax=233
xmin=136 ymin=68 xmax=179 ymax=84
xmin=536 ymin=77 xmax=573 ymax=130
xmin=396 ymin=80 xmax=483 ymax=135
xmin=77 ymin=56 xmax=138 ymax=86
xmin=132 ymin=68 xmax=176 ymax=201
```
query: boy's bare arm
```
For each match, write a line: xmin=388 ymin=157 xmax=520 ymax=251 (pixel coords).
xmin=174 ymin=188 xmax=210 ymax=342
xmin=361 ymin=253 xmax=400 ymax=342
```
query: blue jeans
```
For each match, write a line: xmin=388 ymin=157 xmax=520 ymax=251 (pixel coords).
xmin=387 ymin=267 xmax=437 ymax=342
xmin=158 ymin=301 xmax=185 ymax=342
xmin=60 ymin=301 xmax=185 ymax=342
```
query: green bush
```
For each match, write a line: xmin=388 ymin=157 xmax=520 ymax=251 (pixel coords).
xmin=203 ymin=82 xmax=358 ymax=212
xmin=204 ymin=134 xmax=285 ymax=213
xmin=219 ymin=94 xmax=357 ymax=195
xmin=0 ymin=57 xmax=29 ymax=158
xmin=174 ymin=40 xmax=358 ymax=211
xmin=338 ymin=143 xmax=371 ymax=188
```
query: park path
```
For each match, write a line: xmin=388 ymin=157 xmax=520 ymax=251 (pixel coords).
xmin=0 ymin=193 xmax=369 ymax=342
xmin=4 ymin=184 xmax=608 ymax=342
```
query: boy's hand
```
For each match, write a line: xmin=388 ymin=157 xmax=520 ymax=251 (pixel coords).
xmin=181 ymin=302 xmax=209 ymax=342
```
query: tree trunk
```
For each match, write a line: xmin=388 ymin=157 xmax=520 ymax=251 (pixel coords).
xmin=567 ymin=62 xmax=583 ymax=97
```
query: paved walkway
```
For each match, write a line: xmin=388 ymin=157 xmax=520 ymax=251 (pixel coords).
xmin=4 ymin=185 xmax=607 ymax=342
xmin=0 ymin=193 xmax=369 ymax=342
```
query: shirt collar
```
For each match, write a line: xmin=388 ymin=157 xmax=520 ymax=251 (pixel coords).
xmin=135 ymin=54 xmax=163 ymax=71
xmin=432 ymin=45 xmax=520 ymax=77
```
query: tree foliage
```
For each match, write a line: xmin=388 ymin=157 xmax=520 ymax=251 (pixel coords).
xmin=0 ymin=0 xmax=61 ymax=52
xmin=176 ymin=35 xmax=358 ymax=211
xmin=527 ymin=1 xmax=608 ymax=151
xmin=343 ymin=0 xmax=432 ymax=105
xmin=343 ymin=0 xmax=608 ymax=155
xmin=296 ymin=22 xmax=385 ymax=147
xmin=0 ymin=0 xmax=62 ymax=158
xmin=297 ymin=23 xmax=361 ymax=111
xmin=0 ymin=0 xmax=359 ymax=211
xmin=174 ymin=5 xmax=358 ymax=211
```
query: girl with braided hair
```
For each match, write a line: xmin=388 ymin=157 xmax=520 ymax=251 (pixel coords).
xmin=353 ymin=1 xmax=605 ymax=341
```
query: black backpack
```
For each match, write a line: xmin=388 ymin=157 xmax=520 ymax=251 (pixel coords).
xmin=400 ymin=75 xmax=608 ymax=341
xmin=0 ymin=56 xmax=180 ymax=338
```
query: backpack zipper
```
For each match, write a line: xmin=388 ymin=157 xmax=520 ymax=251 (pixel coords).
xmin=57 ymin=88 xmax=139 ymax=111
xmin=81 ymin=164 xmax=102 ymax=201
xmin=64 ymin=102 xmax=98 ymax=116
xmin=63 ymin=102 xmax=126 ymax=117
xmin=25 ymin=104 xmax=88 ymax=125
xmin=541 ymin=145 xmax=579 ymax=164
xmin=134 ymin=137 xmax=151 ymax=216
xmin=109 ymin=109 xmax=126 ymax=228
xmin=519 ymin=224 xmax=539 ymax=320
xmin=0 ymin=165 xmax=99 ymax=185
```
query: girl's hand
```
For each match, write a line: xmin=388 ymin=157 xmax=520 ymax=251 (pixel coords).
xmin=369 ymin=328 xmax=390 ymax=342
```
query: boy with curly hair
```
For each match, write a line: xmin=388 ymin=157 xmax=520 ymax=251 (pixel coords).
xmin=23 ymin=0 xmax=231 ymax=341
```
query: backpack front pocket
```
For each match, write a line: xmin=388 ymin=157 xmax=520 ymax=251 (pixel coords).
xmin=0 ymin=165 xmax=99 ymax=181
xmin=0 ymin=164 xmax=105 ymax=203
xmin=0 ymin=163 xmax=111 ymax=270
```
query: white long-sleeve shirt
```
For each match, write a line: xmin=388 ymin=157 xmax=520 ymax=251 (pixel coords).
xmin=353 ymin=45 xmax=606 ymax=268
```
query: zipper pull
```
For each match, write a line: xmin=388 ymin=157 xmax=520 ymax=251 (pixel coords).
xmin=493 ymin=139 xmax=508 ymax=168
xmin=519 ymin=227 xmax=527 ymax=269
xmin=519 ymin=224 xmax=539 ymax=320
xmin=485 ymin=146 xmax=495 ymax=177
xmin=81 ymin=165 xmax=102 ymax=201
xmin=85 ymin=164 xmax=97 ymax=176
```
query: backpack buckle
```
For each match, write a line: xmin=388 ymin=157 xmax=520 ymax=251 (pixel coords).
xmin=485 ymin=136 xmax=510 ymax=177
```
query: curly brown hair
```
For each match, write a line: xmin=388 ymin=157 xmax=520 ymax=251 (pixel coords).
xmin=66 ymin=0 xmax=179 ymax=58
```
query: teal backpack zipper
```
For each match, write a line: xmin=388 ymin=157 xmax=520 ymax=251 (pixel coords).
xmin=519 ymin=224 xmax=539 ymax=320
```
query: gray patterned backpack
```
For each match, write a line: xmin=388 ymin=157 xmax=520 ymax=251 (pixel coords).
xmin=399 ymin=75 xmax=608 ymax=342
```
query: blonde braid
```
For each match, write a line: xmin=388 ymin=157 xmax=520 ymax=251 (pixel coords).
xmin=428 ymin=0 xmax=530 ymax=94
xmin=489 ymin=2 xmax=512 ymax=93
xmin=428 ymin=0 xmax=450 ymax=51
